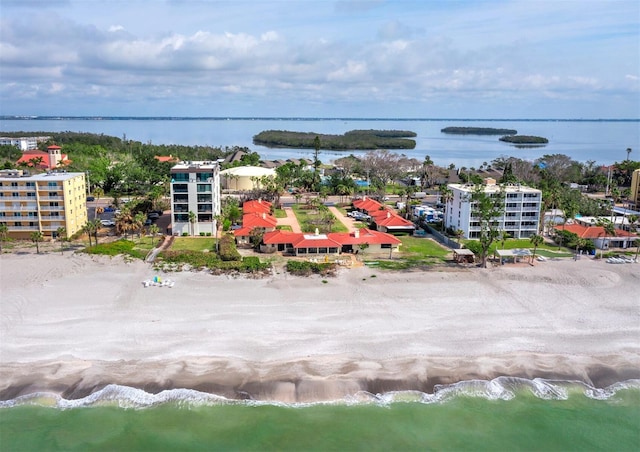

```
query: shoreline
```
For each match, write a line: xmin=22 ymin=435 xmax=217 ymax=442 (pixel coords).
xmin=1 ymin=252 xmax=639 ymax=403
xmin=2 ymin=353 xmax=640 ymax=403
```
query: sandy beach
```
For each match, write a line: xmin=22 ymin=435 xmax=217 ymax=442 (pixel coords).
xmin=1 ymin=251 xmax=639 ymax=402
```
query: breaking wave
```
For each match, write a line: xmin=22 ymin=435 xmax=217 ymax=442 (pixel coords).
xmin=2 ymin=377 xmax=638 ymax=410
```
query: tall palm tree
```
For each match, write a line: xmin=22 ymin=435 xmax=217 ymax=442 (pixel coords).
xmin=92 ymin=187 xmax=104 ymax=219
xmin=90 ymin=218 xmax=102 ymax=246
xmin=56 ymin=226 xmax=67 ymax=254
xmin=30 ymin=231 xmax=43 ymax=254
xmin=0 ymin=223 xmax=8 ymax=253
xmin=188 ymin=210 xmax=197 ymax=236
xmin=133 ymin=212 xmax=146 ymax=239
xmin=558 ymin=200 xmax=578 ymax=250
xmin=596 ymin=218 xmax=616 ymax=258
xmin=83 ymin=221 xmax=93 ymax=247
xmin=148 ymin=224 xmax=160 ymax=245
xmin=529 ymin=233 xmax=544 ymax=263
xmin=115 ymin=207 xmax=134 ymax=239
xmin=439 ymin=184 xmax=453 ymax=232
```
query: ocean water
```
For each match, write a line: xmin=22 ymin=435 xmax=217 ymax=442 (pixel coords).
xmin=1 ymin=378 xmax=639 ymax=451
xmin=1 ymin=117 xmax=638 ymax=168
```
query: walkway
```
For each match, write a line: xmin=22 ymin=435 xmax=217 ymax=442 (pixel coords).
xmin=145 ymin=235 xmax=174 ymax=263
xmin=278 ymin=207 xmax=302 ymax=233
xmin=328 ymin=206 xmax=357 ymax=232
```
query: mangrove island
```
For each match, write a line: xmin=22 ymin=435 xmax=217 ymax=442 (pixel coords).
xmin=440 ymin=127 xmax=518 ymax=135
xmin=253 ymin=129 xmax=417 ymax=150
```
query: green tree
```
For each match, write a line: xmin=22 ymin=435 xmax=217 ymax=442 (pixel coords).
xmin=529 ymin=234 xmax=543 ymax=263
xmin=188 ymin=210 xmax=197 ymax=236
xmin=30 ymin=230 xmax=44 ymax=254
xmin=56 ymin=227 xmax=67 ymax=254
xmin=558 ymin=200 xmax=578 ymax=250
xmin=470 ymin=184 xmax=505 ymax=268
xmin=439 ymin=185 xmax=453 ymax=232
xmin=149 ymin=224 xmax=160 ymax=245
xmin=313 ymin=135 xmax=321 ymax=190
xmin=0 ymin=223 xmax=8 ymax=253
xmin=596 ymin=218 xmax=616 ymax=258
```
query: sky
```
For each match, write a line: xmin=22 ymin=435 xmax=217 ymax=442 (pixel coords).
xmin=1 ymin=0 xmax=638 ymax=119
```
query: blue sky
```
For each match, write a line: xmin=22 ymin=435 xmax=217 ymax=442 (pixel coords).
xmin=1 ymin=0 xmax=638 ymax=118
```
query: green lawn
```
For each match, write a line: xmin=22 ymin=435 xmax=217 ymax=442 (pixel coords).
xmin=363 ymin=235 xmax=450 ymax=270
xmin=273 ymin=208 xmax=287 ymax=218
xmin=170 ymin=237 xmax=216 ymax=252
xmin=291 ymin=205 xmax=348 ymax=233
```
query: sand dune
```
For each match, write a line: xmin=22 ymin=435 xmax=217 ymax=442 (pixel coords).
xmin=1 ymin=251 xmax=639 ymax=402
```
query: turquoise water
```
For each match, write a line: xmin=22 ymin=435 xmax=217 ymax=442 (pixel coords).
xmin=2 ymin=380 xmax=639 ymax=451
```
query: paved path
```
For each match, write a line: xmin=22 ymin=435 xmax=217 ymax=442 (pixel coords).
xmin=328 ymin=206 xmax=357 ymax=232
xmin=278 ymin=207 xmax=302 ymax=233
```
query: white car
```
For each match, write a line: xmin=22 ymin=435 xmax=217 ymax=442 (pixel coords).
xmin=100 ymin=219 xmax=115 ymax=227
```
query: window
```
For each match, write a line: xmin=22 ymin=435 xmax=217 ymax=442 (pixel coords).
xmin=47 ymin=182 xmax=57 ymax=187
xmin=26 ymin=182 xmax=35 ymax=187
xmin=172 ymin=173 xmax=189 ymax=182
xmin=381 ymin=244 xmax=391 ymax=249
xmin=507 ymin=193 xmax=519 ymax=199
xmin=12 ymin=192 xmax=19 ymax=197
xmin=11 ymin=182 xmax=18 ymax=187
xmin=27 ymin=192 xmax=35 ymax=197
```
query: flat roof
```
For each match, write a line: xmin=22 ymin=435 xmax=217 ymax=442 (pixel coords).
xmin=0 ymin=171 xmax=83 ymax=182
xmin=448 ymin=183 xmax=541 ymax=194
xmin=453 ymin=249 xmax=475 ymax=255
xmin=496 ymin=249 xmax=532 ymax=257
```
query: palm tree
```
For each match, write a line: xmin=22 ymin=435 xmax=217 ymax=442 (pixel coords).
xmin=0 ymin=223 xmax=8 ymax=253
xmin=455 ymin=229 xmax=464 ymax=244
xmin=596 ymin=218 xmax=616 ymax=258
xmin=188 ymin=210 xmax=197 ymax=236
xmin=92 ymin=187 xmax=104 ymax=219
xmin=529 ymin=233 xmax=544 ymax=263
xmin=56 ymin=226 xmax=67 ymax=254
xmin=90 ymin=218 xmax=102 ymax=245
xmin=149 ymin=224 xmax=160 ymax=245
xmin=558 ymin=200 xmax=578 ymax=250
xmin=115 ymin=207 xmax=134 ymax=239
xmin=439 ymin=185 xmax=453 ymax=232
xmin=83 ymin=221 xmax=93 ymax=247
xmin=133 ymin=212 xmax=146 ymax=239
xmin=30 ymin=231 xmax=43 ymax=254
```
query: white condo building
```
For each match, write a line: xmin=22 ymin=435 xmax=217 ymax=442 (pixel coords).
xmin=445 ymin=179 xmax=542 ymax=239
xmin=170 ymin=161 xmax=221 ymax=236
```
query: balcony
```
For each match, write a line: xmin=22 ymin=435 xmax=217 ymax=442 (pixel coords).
xmin=40 ymin=215 xmax=65 ymax=221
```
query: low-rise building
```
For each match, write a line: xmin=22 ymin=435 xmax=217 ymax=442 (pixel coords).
xmin=170 ymin=161 xmax=221 ymax=236
xmin=0 ymin=169 xmax=87 ymax=239
xmin=445 ymin=179 xmax=542 ymax=239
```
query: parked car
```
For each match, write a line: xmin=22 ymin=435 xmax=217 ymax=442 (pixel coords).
xmin=147 ymin=212 xmax=160 ymax=220
xmin=86 ymin=196 xmax=95 ymax=202
xmin=100 ymin=219 xmax=115 ymax=227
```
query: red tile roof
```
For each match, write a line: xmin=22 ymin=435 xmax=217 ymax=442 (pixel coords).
xmin=329 ymin=228 xmax=402 ymax=245
xmin=242 ymin=199 xmax=272 ymax=214
xmin=233 ymin=212 xmax=278 ymax=237
xmin=264 ymin=228 xmax=401 ymax=248
xmin=16 ymin=150 xmax=69 ymax=169
xmin=369 ymin=210 xmax=414 ymax=228
xmin=352 ymin=197 xmax=385 ymax=213
xmin=555 ymin=223 xmax=636 ymax=239
xmin=155 ymin=155 xmax=179 ymax=163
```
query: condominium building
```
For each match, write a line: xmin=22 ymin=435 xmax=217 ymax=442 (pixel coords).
xmin=0 ymin=169 xmax=87 ymax=239
xmin=0 ymin=136 xmax=39 ymax=151
xmin=170 ymin=161 xmax=221 ymax=236
xmin=630 ymin=169 xmax=640 ymax=209
xmin=445 ymin=178 xmax=542 ymax=239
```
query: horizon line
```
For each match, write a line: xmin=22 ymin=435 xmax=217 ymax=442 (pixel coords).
xmin=1 ymin=115 xmax=639 ymax=122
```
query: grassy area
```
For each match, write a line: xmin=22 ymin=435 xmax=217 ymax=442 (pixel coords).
xmin=363 ymin=235 xmax=450 ymax=270
xmin=169 ymin=237 xmax=216 ymax=252
xmin=291 ymin=204 xmax=348 ymax=233
xmin=273 ymin=208 xmax=287 ymax=218
xmin=82 ymin=239 xmax=148 ymax=260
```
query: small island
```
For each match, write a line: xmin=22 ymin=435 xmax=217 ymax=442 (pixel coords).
xmin=499 ymin=135 xmax=549 ymax=145
xmin=441 ymin=127 xmax=517 ymax=135
xmin=253 ymin=129 xmax=416 ymax=150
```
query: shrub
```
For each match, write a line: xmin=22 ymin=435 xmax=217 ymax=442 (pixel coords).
xmin=286 ymin=260 xmax=337 ymax=276
xmin=219 ymin=233 xmax=241 ymax=261
xmin=182 ymin=232 xmax=189 ymax=236
xmin=199 ymin=232 xmax=205 ymax=236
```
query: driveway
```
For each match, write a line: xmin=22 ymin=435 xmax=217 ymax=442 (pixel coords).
xmin=278 ymin=207 xmax=302 ymax=233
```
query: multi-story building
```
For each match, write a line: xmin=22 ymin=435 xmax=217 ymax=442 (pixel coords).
xmin=0 ymin=169 xmax=87 ymax=239
xmin=0 ymin=136 xmax=39 ymax=151
xmin=170 ymin=161 xmax=221 ymax=236
xmin=630 ymin=169 xmax=640 ymax=209
xmin=445 ymin=178 xmax=542 ymax=239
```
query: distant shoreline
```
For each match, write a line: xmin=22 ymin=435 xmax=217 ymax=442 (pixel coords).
xmin=2 ymin=116 xmax=639 ymax=122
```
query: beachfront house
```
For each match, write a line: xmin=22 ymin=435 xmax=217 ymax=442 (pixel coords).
xmin=170 ymin=161 xmax=221 ymax=236
xmin=554 ymin=223 xmax=637 ymax=250
xmin=445 ymin=179 xmax=542 ymax=240
xmin=352 ymin=197 xmax=415 ymax=235
xmin=0 ymin=169 xmax=87 ymax=239
xmin=261 ymin=228 xmax=402 ymax=257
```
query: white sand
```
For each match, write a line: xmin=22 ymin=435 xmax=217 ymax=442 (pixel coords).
xmin=1 ymin=251 xmax=639 ymax=402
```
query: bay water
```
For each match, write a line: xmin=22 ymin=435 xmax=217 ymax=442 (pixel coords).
xmin=1 ymin=118 xmax=638 ymax=168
